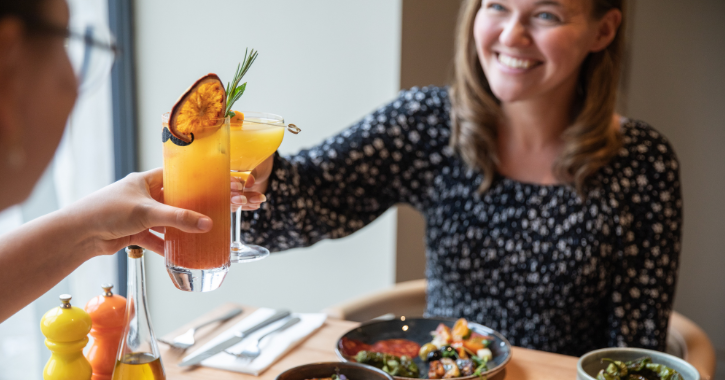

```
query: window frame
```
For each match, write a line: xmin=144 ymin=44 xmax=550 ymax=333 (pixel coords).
xmin=108 ymin=0 xmax=138 ymax=297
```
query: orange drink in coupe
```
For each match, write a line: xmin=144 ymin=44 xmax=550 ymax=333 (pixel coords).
xmin=229 ymin=112 xmax=285 ymax=181
xmin=229 ymin=111 xmax=299 ymax=263
xmin=162 ymin=73 xmax=230 ymax=292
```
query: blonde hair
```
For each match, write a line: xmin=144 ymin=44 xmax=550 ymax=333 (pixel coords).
xmin=449 ymin=0 xmax=625 ymax=195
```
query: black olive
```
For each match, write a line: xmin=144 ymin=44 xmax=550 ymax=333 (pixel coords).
xmin=426 ymin=350 xmax=442 ymax=362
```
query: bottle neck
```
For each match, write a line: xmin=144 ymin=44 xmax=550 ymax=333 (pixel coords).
xmin=119 ymin=254 xmax=160 ymax=361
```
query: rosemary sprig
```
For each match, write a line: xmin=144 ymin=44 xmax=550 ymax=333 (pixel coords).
xmin=225 ymin=48 xmax=259 ymax=117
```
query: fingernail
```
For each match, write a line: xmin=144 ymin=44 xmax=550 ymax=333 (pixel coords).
xmin=231 ymin=182 xmax=243 ymax=191
xmin=249 ymin=194 xmax=267 ymax=204
xmin=197 ymin=217 xmax=212 ymax=231
xmin=231 ymin=195 xmax=247 ymax=204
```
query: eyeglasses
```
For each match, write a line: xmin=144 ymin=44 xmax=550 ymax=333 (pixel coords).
xmin=26 ymin=17 xmax=118 ymax=93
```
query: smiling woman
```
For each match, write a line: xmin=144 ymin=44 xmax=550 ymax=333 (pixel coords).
xmin=451 ymin=0 xmax=624 ymax=193
xmin=238 ymin=0 xmax=681 ymax=357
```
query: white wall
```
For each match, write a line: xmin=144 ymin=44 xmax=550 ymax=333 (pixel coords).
xmin=134 ymin=0 xmax=402 ymax=335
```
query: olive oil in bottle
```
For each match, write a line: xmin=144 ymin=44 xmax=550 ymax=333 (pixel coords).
xmin=112 ymin=246 xmax=166 ymax=380
xmin=113 ymin=353 xmax=165 ymax=380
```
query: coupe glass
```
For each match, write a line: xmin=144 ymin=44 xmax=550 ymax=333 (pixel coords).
xmin=230 ymin=112 xmax=297 ymax=263
xmin=162 ymin=113 xmax=230 ymax=292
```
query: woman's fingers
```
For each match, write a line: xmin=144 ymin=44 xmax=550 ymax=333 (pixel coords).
xmin=231 ymin=190 xmax=265 ymax=207
xmin=230 ymin=175 xmax=255 ymax=191
xmin=144 ymin=203 xmax=213 ymax=233
xmin=127 ymin=230 xmax=165 ymax=257
xmin=141 ymin=168 xmax=165 ymax=201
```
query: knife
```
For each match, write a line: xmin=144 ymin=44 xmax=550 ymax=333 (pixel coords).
xmin=178 ymin=309 xmax=291 ymax=367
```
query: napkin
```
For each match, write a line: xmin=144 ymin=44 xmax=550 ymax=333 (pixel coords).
xmin=196 ymin=308 xmax=327 ymax=375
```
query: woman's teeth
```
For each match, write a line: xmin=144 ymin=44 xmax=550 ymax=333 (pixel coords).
xmin=498 ymin=54 xmax=537 ymax=69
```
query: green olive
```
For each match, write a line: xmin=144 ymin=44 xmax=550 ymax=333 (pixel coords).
xmin=419 ymin=343 xmax=437 ymax=361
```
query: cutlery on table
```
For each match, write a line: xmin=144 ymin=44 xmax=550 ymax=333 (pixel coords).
xmin=225 ymin=316 xmax=301 ymax=361
xmin=158 ymin=307 xmax=243 ymax=350
xmin=178 ymin=309 xmax=292 ymax=367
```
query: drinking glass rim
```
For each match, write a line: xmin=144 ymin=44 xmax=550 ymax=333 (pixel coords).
xmin=161 ymin=112 xmax=229 ymax=128
xmin=230 ymin=111 xmax=285 ymax=127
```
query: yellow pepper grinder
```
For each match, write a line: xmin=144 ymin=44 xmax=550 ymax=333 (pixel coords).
xmin=40 ymin=294 xmax=93 ymax=380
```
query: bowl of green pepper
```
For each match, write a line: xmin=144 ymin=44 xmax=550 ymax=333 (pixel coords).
xmin=577 ymin=347 xmax=699 ymax=380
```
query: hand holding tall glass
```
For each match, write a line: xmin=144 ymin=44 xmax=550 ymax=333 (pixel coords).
xmin=230 ymin=112 xmax=299 ymax=263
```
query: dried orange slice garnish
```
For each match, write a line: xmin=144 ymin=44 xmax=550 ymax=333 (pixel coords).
xmin=230 ymin=110 xmax=244 ymax=124
xmin=169 ymin=73 xmax=227 ymax=143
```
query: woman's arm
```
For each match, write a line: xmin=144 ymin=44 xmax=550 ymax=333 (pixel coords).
xmin=242 ymin=87 xmax=451 ymax=251
xmin=607 ymin=124 xmax=683 ymax=350
xmin=0 ymin=168 xmax=211 ymax=322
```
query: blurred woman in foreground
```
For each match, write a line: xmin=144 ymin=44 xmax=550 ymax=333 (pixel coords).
xmin=0 ymin=0 xmax=212 ymax=322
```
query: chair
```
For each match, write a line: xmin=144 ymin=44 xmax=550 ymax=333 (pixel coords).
xmin=322 ymin=279 xmax=716 ymax=380
xmin=322 ymin=279 xmax=427 ymax=322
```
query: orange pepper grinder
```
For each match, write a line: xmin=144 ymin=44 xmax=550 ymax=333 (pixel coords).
xmin=84 ymin=284 xmax=127 ymax=380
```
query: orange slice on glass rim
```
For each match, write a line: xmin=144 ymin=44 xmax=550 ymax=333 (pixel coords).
xmin=230 ymin=110 xmax=244 ymax=125
xmin=168 ymin=73 xmax=227 ymax=143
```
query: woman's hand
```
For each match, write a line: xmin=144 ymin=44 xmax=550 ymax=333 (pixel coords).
xmin=0 ymin=168 xmax=213 ymax=322
xmin=72 ymin=168 xmax=213 ymax=256
xmin=231 ymin=154 xmax=274 ymax=211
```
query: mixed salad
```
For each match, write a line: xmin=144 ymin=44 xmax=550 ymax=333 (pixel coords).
xmin=347 ymin=318 xmax=494 ymax=378
xmin=419 ymin=319 xmax=493 ymax=378
xmin=597 ymin=357 xmax=684 ymax=380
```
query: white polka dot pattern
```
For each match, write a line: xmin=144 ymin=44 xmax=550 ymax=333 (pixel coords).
xmin=244 ymin=87 xmax=682 ymax=357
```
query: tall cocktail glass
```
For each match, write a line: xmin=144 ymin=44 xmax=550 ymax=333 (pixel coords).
xmin=162 ymin=113 xmax=230 ymax=292
xmin=229 ymin=112 xmax=286 ymax=263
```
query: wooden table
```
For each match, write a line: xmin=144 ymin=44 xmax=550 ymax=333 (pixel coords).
xmin=160 ymin=304 xmax=579 ymax=379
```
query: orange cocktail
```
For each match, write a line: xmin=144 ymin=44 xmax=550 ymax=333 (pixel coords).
xmin=163 ymin=113 xmax=230 ymax=292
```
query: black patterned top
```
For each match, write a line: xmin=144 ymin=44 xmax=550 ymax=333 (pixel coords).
xmin=245 ymin=86 xmax=682 ymax=357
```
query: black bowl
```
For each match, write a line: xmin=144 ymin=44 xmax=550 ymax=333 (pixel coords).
xmin=335 ymin=317 xmax=512 ymax=379
xmin=276 ymin=362 xmax=395 ymax=380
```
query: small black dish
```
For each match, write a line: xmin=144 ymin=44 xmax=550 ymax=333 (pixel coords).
xmin=276 ymin=362 xmax=395 ymax=380
xmin=335 ymin=317 xmax=512 ymax=379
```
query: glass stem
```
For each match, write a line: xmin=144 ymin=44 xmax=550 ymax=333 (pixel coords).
xmin=231 ymin=209 xmax=239 ymax=246
xmin=236 ymin=207 xmax=243 ymax=243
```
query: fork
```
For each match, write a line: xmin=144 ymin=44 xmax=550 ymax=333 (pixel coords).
xmin=159 ymin=307 xmax=243 ymax=350
xmin=225 ymin=317 xmax=301 ymax=361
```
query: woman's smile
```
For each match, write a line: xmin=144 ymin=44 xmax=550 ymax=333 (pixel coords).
xmin=495 ymin=52 xmax=543 ymax=72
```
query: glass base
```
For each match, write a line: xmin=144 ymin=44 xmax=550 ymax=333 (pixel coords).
xmin=166 ymin=264 xmax=228 ymax=292
xmin=230 ymin=243 xmax=270 ymax=263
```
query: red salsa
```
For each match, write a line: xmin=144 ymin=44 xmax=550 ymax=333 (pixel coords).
xmin=340 ymin=337 xmax=421 ymax=358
